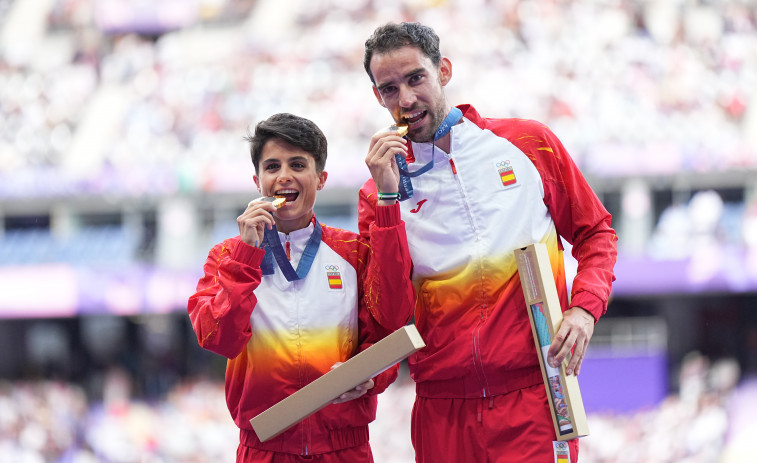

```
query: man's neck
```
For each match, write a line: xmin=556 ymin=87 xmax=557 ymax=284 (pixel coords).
xmin=433 ymin=133 xmax=451 ymax=154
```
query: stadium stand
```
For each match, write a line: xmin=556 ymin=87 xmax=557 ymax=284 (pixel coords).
xmin=1 ymin=0 xmax=756 ymax=461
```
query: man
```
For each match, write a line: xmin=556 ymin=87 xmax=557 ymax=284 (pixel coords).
xmin=359 ymin=22 xmax=617 ymax=462
xmin=188 ymin=113 xmax=414 ymax=462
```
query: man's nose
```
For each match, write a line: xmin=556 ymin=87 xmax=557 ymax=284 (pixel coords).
xmin=398 ymin=85 xmax=417 ymax=108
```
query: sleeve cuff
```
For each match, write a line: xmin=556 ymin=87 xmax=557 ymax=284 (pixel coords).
xmin=232 ymin=241 xmax=266 ymax=268
xmin=569 ymin=290 xmax=606 ymax=322
xmin=375 ymin=202 xmax=401 ymax=228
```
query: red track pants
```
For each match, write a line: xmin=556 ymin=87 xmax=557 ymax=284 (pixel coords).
xmin=411 ymin=383 xmax=579 ymax=462
xmin=236 ymin=442 xmax=373 ymax=463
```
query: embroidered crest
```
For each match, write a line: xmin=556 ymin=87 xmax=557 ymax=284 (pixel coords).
xmin=496 ymin=160 xmax=517 ymax=187
xmin=325 ymin=265 xmax=343 ymax=290
xmin=553 ymin=441 xmax=571 ymax=463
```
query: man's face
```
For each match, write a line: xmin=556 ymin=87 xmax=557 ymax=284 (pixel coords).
xmin=253 ymin=138 xmax=327 ymax=234
xmin=370 ymin=46 xmax=452 ymax=143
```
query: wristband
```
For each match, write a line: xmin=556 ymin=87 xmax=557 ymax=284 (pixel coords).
xmin=376 ymin=192 xmax=400 ymax=201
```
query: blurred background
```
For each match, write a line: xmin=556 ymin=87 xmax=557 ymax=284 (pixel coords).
xmin=1 ymin=0 xmax=756 ymax=461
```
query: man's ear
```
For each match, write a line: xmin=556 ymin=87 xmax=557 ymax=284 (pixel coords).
xmin=372 ymin=86 xmax=386 ymax=108
xmin=317 ymin=171 xmax=328 ymax=190
xmin=439 ymin=57 xmax=452 ymax=86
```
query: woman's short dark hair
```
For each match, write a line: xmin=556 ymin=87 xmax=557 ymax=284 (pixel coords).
xmin=246 ymin=113 xmax=327 ymax=174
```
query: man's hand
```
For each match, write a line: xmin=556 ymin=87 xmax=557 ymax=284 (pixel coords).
xmin=365 ymin=127 xmax=408 ymax=201
xmin=329 ymin=362 xmax=375 ymax=404
xmin=546 ymin=307 xmax=595 ymax=376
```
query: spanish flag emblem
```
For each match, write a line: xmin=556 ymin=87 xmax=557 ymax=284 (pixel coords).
xmin=500 ymin=169 xmax=516 ymax=186
xmin=325 ymin=265 xmax=342 ymax=290
xmin=553 ymin=441 xmax=571 ymax=463
xmin=497 ymin=160 xmax=517 ymax=187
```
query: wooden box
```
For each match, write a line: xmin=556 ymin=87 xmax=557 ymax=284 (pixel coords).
xmin=515 ymin=243 xmax=589 ymax=440
xmin=250 ymin=324 xmax=426 ymax=442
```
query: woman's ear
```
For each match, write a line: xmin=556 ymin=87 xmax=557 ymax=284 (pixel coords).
xmin=317 ymin=171 xmax=328 ymax=190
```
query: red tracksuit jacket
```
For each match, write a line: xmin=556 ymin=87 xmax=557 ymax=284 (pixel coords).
xmin=359 ymin=104 xmax=617 ymax=398
xmin=188 ymin=204 xmax=414 ymax=455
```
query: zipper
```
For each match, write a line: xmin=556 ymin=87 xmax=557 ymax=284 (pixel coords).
xmin=446 ymin=153 xmax=478 ymax=234
xmin=297 ymin=288 xmax=310 ymax=454
xmin=288 ymin=245 xmax=307 ymax=455
xmin=447 ymin=152 xmax=489 ymax=396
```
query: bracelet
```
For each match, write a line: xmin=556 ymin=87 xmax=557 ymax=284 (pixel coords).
xmin=376 ymin=192 xmax=400 ymax=201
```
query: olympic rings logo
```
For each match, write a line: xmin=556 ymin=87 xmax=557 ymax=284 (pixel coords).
xmin=325 ymin=265 xmax=340 ymax=272
xmin=496 ymin=160 xmax=511 ymax=169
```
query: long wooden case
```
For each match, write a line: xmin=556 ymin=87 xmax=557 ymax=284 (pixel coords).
xmin=250 ymin=324 xmax=425 ymax=442
xmin=515 ymin=243 xmax=589 ymax=441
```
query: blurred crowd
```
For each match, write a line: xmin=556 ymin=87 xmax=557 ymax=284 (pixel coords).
xmin=2 ymin=0 xmax=756 ymax=272
xmin=1 ymin=0 xmax=755 ymax=197
xmin=580 ymin=353 xmax=746 ymax=463
xmin=1 ymin=3 xmax=757 ymax=460
xmin=0 ymin=354 xmax=753 ymax=463
xmin=0 ymin=370 xmax=237 ymax=463
xmin=646 ymin=188 xmax=757 ymax=287
xmin=1 ymin=0 xmax=756 ymax=268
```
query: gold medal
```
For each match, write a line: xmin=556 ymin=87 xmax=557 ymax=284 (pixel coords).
xmin=389 ymin=124 xmax=409 ymax=137
xmin=256 ymin=196 xmax=286 ymax=208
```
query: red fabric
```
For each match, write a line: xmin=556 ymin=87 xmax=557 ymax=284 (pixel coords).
xmin=411 ymin=384 xmax=579 ymax=463
xmin=361 ymin=204 xmax=415 ymax=328
xmin=187 ymin=208 xmax=414 ymax=456
xmin=460 ymin=105 xmax=618 ymax=320
xmin=460 ymin=104 xmax=617 ymax=321
xmin=237 ymin=441 xmax=373 ymax=463
xmin=415 ymin=366 xmax=542 ymax=399
xmin=357 ymin=106 xmax=617 ymax=384
xmin=359 ymin=107 xmax=617 ymax=323
xmin=358 ymin=105 xmax=614 ymax=460
xmin=189 ymin=210 xmax=414 ymax=359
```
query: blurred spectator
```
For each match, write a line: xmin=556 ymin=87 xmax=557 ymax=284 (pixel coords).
xmin=2 ymin=0 xmax=757 ymax=280
xmin=0 ymin=353 xmax=749 ymax=462
xmin=1 ymin=0 xmax=756 ymax=197
xmin=2 ymin=2 xmax=756 ymax=461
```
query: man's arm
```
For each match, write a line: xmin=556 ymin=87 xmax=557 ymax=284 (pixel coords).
xmin=358 ymin=180 xmax=379 ymax=240
xmin=507 ymin=120 xmax=618 ymax=375
xmin=362 ymin=201 xmax=415 ymax=330
xmin=346 ymin=133 xmax=416 ymax=397
xmin=359 ymin=126 xmax=415 ymax=330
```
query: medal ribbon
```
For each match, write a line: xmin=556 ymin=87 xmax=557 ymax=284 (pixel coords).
xmin=260 ymin=219 xmax=322 ymax=281
xmin=395 ymin=106 xmax=463 ymax=201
